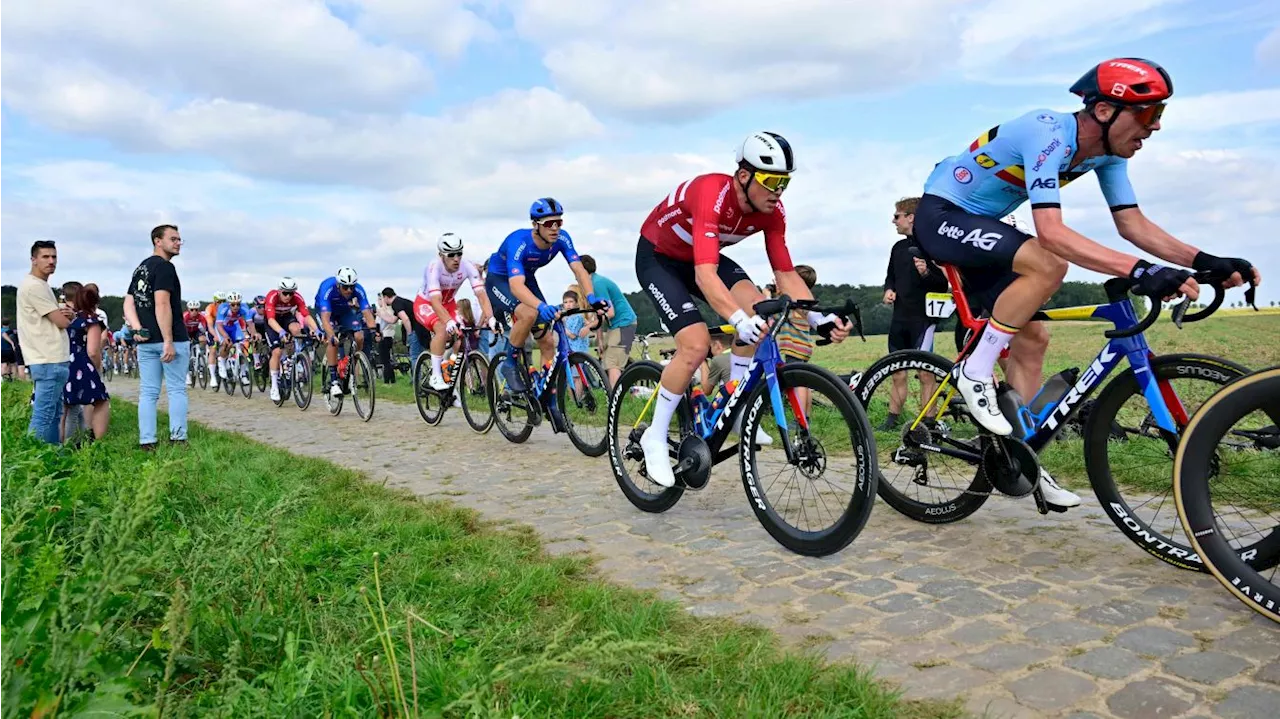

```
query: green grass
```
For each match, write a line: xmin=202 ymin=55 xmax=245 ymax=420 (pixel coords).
xmin=0 ymin=384 xmax=960 ymax=718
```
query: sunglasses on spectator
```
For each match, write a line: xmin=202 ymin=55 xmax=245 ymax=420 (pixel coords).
xmin=893 ymin=212 xmax=910 ymax=220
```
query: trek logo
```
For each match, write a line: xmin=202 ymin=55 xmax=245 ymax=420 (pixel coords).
xmin=647 ymin=283 xmax=678 ymax=321
xmin=1108 ymin=61 xmax=1148 ymax=75
xmin=1042 ymin=346 xmax=1117 ymax=431
xmin=1029 ymin=178 xmax=1058 ymax=191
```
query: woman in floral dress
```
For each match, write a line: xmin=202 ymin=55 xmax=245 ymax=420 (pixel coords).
xmin=64 ymin=284 xmax=111 ymax=442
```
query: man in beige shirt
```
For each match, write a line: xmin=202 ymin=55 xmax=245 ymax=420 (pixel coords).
xmin=17 ymin=240 xmax=74 ymax=444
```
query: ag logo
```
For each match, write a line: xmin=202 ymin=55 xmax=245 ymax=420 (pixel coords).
xmin=960 ymin=228 xmax=1002 ymax=251
xmin=953 ymin=167 xmax=973 ymax=184
xmin=1029 ymin=178 xmax=1058 ymax=190
xmin=974 ymin=153 xmax=997 ymax=169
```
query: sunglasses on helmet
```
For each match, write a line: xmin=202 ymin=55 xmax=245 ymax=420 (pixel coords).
xmin=753 ymin=171 xmax=791 ymax=193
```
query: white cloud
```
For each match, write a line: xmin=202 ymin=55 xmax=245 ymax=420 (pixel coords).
xmin=1161 ymin=89 xmax=1280 ymax=133
xmin=1 ymin=0 xmax=430 ymax=113
xmin=1256 ymin=26 xmax=1280 ymax=70
xmin=341 ymin=0 xmax=498 ymax=58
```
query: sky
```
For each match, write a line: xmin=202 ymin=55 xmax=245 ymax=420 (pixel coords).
xmin=3 ymin=0 xmax=1279 ymax=313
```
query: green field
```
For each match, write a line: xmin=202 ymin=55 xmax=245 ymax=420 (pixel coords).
xmin=0 ymin=384 xmax=959 ymax=718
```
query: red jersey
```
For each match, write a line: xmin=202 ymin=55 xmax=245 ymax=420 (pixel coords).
xmin=264 ymin=289 xmax=311 ymax=324
xmin=182 ymin=310 xmax=208 ymax=336
xmin=639 ymin=173 xmax=793 ymax=270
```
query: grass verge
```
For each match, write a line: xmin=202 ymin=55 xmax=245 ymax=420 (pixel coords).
xmin=0 ymin=383 xmax=960 ymax=718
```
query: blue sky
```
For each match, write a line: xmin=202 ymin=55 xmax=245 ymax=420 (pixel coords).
xmin=3 ymin=0 xmax=1279 ymax=312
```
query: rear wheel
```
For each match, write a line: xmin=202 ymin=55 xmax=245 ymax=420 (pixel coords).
xmin=606 ymin=360 xmax=689 ymax=513
xmin=489 ymin=353 xmax=534 ymax=444
xmin=459 ymin=350 xmax=494 ymax=433
xmin=351 ymin=351 xmax=376 ymax=421
xmin=559 ymin=351 xmax=609 ymax=457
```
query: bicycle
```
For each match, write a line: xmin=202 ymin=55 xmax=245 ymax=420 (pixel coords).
xmin=271 ymin=333 xmax=315 ymax=410
xmin=487 ymin=307 xmax=611 ymax=456
xmin=220 ymin=340 xmax=254 ymax=399
xmin=412 ymin=325 xmax=498 ymax=433
xmin=1175 ymin=366 xmax=1280 ymax=622
xmin=102 ymin=346 xmax=115 ymax=382
xmin=188 ymin=342 xmax=209 ymax=389
xmin=632 ymin=331 xmax=672 ymax=363
xmin=608 ymin=296 xmax=878 ymax=557
xmin=324 ymin=328 xmax=376 ymax=421
xmin=854 ymin=270 xmax=1266 ymax=572
xmin=250 ymin=335 xmax=270 ymax=394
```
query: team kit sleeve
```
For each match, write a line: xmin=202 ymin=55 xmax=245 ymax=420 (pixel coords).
xmin=293 ymin=293 xmax=311 ymax=318
xmin=504 ymin=232 xmax=527 ymax=277
xmin=557 ymin=231 xmax=580 ymax=264
xmin=463 ymin=260 xmax=485 ymax=291
xmin=1020 ymin=125 xmax=1074 ymax=209
xmin=762 ymin=205 xmax=795 ymax=272
xmin=1095 ymin=159 xmax=1138 ymax=211
xmin=264 ymin=291 xmax=279 ymax=317
xmin=314 ymin=280 xmax=333 ymax=312
xmin=353 ymin=284 xmax=371 ymax=311
xmin=687 ymin=178 xmax=727 ymax=266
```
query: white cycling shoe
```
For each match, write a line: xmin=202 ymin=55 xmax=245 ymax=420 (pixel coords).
xmin=329 ymin=381 xmax=344 ymax=398
xmin=955 ymin=365 xmax=1013 ymax=436
xmin=1038 ymin=468 xmax=1082 ymax=509
xmin=269 ymin=386 xmax=281 ymax=402
xmin=429 ymin=373 xmax=449 ymax=391
xmin=640 ymin=426 xmax=676 ymax=488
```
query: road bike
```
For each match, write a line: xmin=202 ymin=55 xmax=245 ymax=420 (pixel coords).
xmin=220 ymin=340 xmax=254 ymax=399
xmin=1175 ymin=366 xmax=1280 ymax=622
xmin=270 ymin=334 xmax=316 ymax=411
xmin=324 ymin=328 xmax=376 ymax=421
xmin=608 ymin=296 xmax=878 ymax=557
xmin=854 ymin=270 xmax=1267 ymax=571
xmin=187 ymin=341 xmax=209 ymax=389
xmin=487 ymin=307 xmax=610 ymax=456
xmin=413 ymin=325 xmax=498 ymax=433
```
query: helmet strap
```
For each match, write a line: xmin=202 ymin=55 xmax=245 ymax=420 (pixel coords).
xmin=1090 ymin=103 xmax=1119 ymax=156
xmin=738 ymin=173 xmax=763 ymax=213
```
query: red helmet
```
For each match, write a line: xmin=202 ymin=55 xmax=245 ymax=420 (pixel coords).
xmin=1070 ymin=58 xmax=1172 ymax=105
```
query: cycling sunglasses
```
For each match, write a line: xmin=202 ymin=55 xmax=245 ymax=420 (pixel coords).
xmin=537 ymin=219 xmax=564 ymax=229
xmin=444 ymin=251 xmax=464 ymax=259
xmin=753 ymin=171 xmax=791 ymax=193
xmin=1129 ymin=102 xmax=1165 ymax=127
xmin=279 ymin=290 xmax=294 ymax=297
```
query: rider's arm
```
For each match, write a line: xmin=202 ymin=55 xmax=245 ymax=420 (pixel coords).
xmin=507 ymin=275 xmax=545 ymax=309
xmin=1111 ymin=209 xmax=1199 ymax=267
xmin=689 ymin=184 xmax=745 ymax=320
xmin=1032 ymin=207 xmax=1142 ymax=277
xmin=353 ymin=285 xmax=376 ymax=328
xmin=763 ymin=217 xmax=810 ymax=301
xmin=568 ymin=261 xmax=596 ymax=299
xmin=265 ymin=293 xmax=286 ymax=334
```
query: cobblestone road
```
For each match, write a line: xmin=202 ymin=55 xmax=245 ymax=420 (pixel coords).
xmin=115 ymin=380 xmax=1280 ymax=718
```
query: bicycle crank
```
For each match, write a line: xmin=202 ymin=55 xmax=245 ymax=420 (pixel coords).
xmin=674 ymin=435 xmax=712 ymax=490
xmin=979 ymin=435 xmax=1039 ymax=498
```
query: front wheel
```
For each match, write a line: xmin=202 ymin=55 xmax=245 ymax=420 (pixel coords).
xmin=413 ymin=356 xmax=445 ymax=426
xmin=740 ymin=362 xmax=879 ymax=556
xmin=294 ymin=353 xmax=313 ymax=410
xmin=559 ymin=351 xmax=609 ymax=457
xmin=459 ymin=350 xmax=494 ymax=434
xmin=1086 ymin=354 xmax=1275 ymax=572
xmin=606 ymin=360 xmax=689 ymax=513
xmin=351 ymin=351 xmax=376 ymax=422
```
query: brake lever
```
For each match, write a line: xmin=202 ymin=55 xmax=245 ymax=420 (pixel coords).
xmin=1171 ymin=295 xmax=1193 ymax=329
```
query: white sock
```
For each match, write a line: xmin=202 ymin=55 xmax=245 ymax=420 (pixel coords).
xmin=648 ymin=387 xmax=682 ymax=436
xmin=729 ymin=354 xmax=752 ymax=384
xmin=271 ymin=370 xmax=280 ymax=390
xmin=962 ymin=320 xmax=1016 ymax=380
xmin=430 ymin=353 xmax=443 ymax=376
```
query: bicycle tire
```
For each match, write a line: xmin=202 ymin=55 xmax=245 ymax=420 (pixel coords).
xmin=740 ymin=362 xmax=879 ymax=556
xmin=853 ymin=350 xmax=991 ymax=523
xmin=254 ymin=354 xmax=269 ymax=393
xmin=413 ymin=356 xmax=445 ymax=426
xmin=1175 ymin=367 xmax=1280 ymax=623
xmin=294 ymin=353 xmax=313 ymax=410
xmin=272 ymin=363 xmax=287 ymax=407
xmin=489 ymin=353 xmax=534 ymax=444
xmin=606 ymin=360 xmax=689 ymax=513
xmin=223 ymin=358 xmax=236 ymax=396
xmin=559 ymin=351 xmax=609 ymax=457
xmin=352 ymin=351 xmax=376 ymax=421
xmin=459 ymin=350 xmax=495 ymax=434
xmin=240 ymin=354 xmax=254 ymax=399
xmin=1084 ymin=354 xmax=1268 ymax=572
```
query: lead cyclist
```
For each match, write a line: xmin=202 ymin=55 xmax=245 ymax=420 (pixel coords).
xmin=912 ymin=58 xmax=1260 ymax=510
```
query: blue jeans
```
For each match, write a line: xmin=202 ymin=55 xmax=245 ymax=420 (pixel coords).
xmin=28 ymin=362 xmax=70 ymax=444
xmin=137 ymin=341 xmax=191 ymax=444
xmin=407 ymin=331 xmax=424 ymax=368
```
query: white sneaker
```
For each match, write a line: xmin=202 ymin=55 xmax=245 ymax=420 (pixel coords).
xmin=270 ymin=386 xmax=280 ymax=402
xmin=1038 ymin=468 xmax=1081 ymax=508
xmin=955 ymin=366 xmax=1012 ymax=436
xmin=329 ymin=381 xmax=344 ymax=398
xmin=429 ymin=373 xmax=448 ymax=391
xmin=640 ymin=426 xmax=676 ymax=488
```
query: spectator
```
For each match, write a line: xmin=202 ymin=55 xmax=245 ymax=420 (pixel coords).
xmin=881 ymin=197 xmax=949 ymax=431
xmin=578 ymin=255 xmax=638 ymax=387
xmin=776 ymin=264 xmax=819 ymax=414
xmin=456 ymin=298 xmax=476 ymax=354
xmin=380 ymin=287 xmax=423 ymax=369
xmin=17 ymin=240 xmax=73 ymax=444
xmin=124 ymin=225 xmax=190 ymax=450
xmin=697 ymin=329 xmax=733 ymax=394
xmin=59 ymin=282 xmax=88 ymax=441
xmin=1 ymin=319 xmax=17 ymax=380
xmin=64 ymin=283 xmax=111 ymax=444
xmin=375 ymin=292 xmax=400 ymax=384
xmin=561 ymin=290 xmax=591 ymax=353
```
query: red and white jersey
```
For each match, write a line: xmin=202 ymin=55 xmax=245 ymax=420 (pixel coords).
xmin=421 ymin=258 xmax=483 ymax=304
xmin=264 ymin=289 xmax=311 ymax=323
xmin=639 ymin=173 xmax=793 ymax=270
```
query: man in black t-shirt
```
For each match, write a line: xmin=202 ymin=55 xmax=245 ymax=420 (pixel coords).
xmin=881 ymin=197 xmax=949 ymax=431
xmin=124 ymin=224 xmax=190 ymax=449
xmin=381 ymin=287 xmax=425 ymax=367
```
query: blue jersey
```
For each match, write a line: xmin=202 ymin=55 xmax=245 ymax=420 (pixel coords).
xmin=486 ymin=229 xmax=580 ymax=278
xmin=923 ymin=109 xmax=1137 ymax=218
xmin=216 ymin=302 xmax=247 ymax=327
xmin=314 ymin=277 xmax=371 ymax=314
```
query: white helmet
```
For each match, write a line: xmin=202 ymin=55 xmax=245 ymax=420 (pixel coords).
xmin=212 ymin=291 xmax=226 ymax=302
xmin=227 ymin=291 xmax=242 ymax=303
xmin=278 ymin=276 xmax=298 ymax=291
xmin=736 ymin=131 xmax=795 ymax=173
xmin=335 ymin=267 xmax=358 ymax=286
xmin=437 ymin=232 xmax=464 ymax=254
xmin=186 ymin=300 xmax=201 ymax=310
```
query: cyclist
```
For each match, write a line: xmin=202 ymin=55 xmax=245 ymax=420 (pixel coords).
xmin=633 ymin=131 xmax=853 ymax=487
xmin=214 ymin=292 xmax=255 ymax=386
xmin=914 ymin=58 xmax=1259 ymax=508
xmin=484 ymin=198 xmax=605 ymax=392
xmin=182 ymin=299 xmax=210 ymax=386
xmin=415 ymin=232 xmax=498 ymax=390
xmin=264 ymin=277 xmax=320 ymax=402
xmin=204 ymin=291 xmax=226 ymax=335
xmin=315 ymin=266 xmax=377 ymax=398
xmin=246 ymin=295 xmax=269 ymax=370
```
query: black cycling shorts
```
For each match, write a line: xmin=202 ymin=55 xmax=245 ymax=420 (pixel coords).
xmin=887 ymin=319 xmax=937 ymax=353
xmin=913 ymin=194 xmax=1032 ymax=315
xmin=634 ymin=237 xmax=754 ymax=335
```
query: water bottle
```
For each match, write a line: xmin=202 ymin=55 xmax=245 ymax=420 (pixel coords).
xmin=1028 ymin=368 xmax=1080 ymax=416
xmin=711 ymin=380 xmax=738 ymax=413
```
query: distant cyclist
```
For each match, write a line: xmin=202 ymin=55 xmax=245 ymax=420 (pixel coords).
xmin=484 ymin=198 xmax=605 ymax=392
xmin=415 ymin=232 xmax=498 ymax=390
xmin=214 ymin=292 xmax=255 ymax=386
xmin=264 ymin=277 xmax=319 ymax=402
xmin=914 ymin=58 xmax=1259 ymax=509
xmin=315 ymin=267 xmax=377 ymax=398
xmin=182 ymin=300 xmax=210 ymax=386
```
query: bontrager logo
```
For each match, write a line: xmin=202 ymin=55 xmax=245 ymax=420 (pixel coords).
xmin=648 ymin=283 xmax=678 ymax=320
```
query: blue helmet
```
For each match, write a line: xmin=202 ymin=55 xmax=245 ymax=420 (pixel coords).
xmin=530 ymin=197 xmax=564 ymax=220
